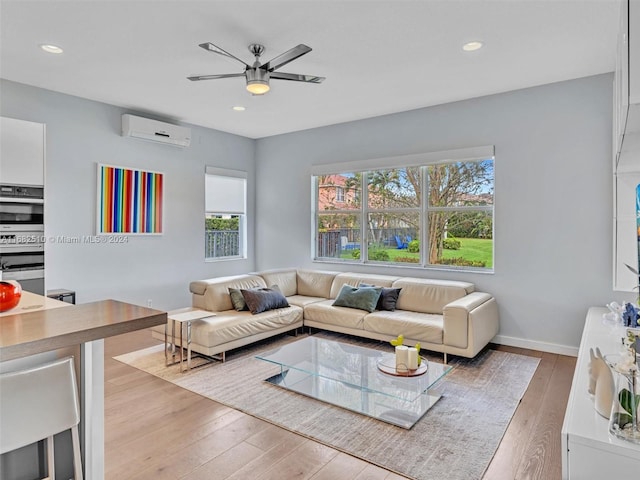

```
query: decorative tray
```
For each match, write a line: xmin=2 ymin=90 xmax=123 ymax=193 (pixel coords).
xmin=377 ymin=356 xmax=429 ymax=377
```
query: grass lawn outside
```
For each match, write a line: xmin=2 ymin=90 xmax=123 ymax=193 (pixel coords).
xmin=441 ymin=238 xmax=493 ymax=268
xmin=339 ymin=238 xmax=493 ymax=268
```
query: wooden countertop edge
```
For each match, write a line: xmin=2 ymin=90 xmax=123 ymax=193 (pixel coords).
xmin=0 ymin=311 xmax=166 ymax=362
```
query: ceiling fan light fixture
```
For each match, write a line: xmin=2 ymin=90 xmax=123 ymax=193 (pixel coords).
xmin=246 ymin=80 xmax=270 ymax=95
xmin=462 ymin=41 xmax=483 ymax=52
xmin=40 ymin=44 xmax=63 ymax=54
xmin=245 ymin=66 xmax=270 ymax=95
xmin=188 ymin=41 xmax=324 ymax=94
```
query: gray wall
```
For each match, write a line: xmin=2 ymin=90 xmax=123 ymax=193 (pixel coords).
xmin=1 ymin=79 xmax=256 ymax=311
xmin=255 ymin=74 xmax=630 ymax=353
xmin=2 ymin=74 xmax=629 ymax=352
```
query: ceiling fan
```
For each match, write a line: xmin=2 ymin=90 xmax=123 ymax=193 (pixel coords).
xmin=187 ymin=42 xmax=325 ymax=95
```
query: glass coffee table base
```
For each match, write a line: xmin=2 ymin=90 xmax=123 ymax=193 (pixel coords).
xmin=265 ymin=367 xmax=443 ymax=429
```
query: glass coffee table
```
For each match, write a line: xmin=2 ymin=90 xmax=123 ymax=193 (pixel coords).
xmin=256 ymin=336 xmax=453 ymax=429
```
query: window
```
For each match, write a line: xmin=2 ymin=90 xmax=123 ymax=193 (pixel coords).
xmin=205 ymin=167 xmax=247 ymax=260
xmin=312 ymin=148 xmax=494 ymax=271
xmin=336 ymin=186 xmax=345 ymax=203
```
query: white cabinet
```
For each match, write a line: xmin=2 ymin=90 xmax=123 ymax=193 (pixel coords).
xmin=613 ymin=0 xmax=629 ymax=160
xmin=615 ymin=0 xmax=640 ymax=166
xmin=613 ymin=0 xmax=640 ymax=292
xmin=561 ymin=308 xmax=640 ymax=478
xmin=0 ymin=117 xmax=45 ymax=186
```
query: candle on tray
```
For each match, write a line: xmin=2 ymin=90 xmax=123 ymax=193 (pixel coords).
xmin=407 ymin=347 xmax=419 ymax=370
xmin=396 ymin=345 xmax=409 ymax=373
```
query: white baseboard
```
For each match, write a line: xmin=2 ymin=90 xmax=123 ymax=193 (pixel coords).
xmin=492 ymin=334 xmax=578 ymax=357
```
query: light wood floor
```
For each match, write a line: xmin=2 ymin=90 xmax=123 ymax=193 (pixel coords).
xmin=104 ymin=330 xmax=576 ymax=480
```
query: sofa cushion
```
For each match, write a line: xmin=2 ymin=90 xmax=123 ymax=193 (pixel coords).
xmin=189 ymin=275 xmax=259 ymax=296
xmin=256 ymin=269 xmax=298 ymax=297
xmin=241 ymin=286 xmax=290 ymax=314
xmin=364 ymin=310 xmax=444 ymax=344
xmin=188 ymin=307 xmax=303 ymax=348
xmin=332 ymin=285 xmax=382 ymax=313
xmin=296 ymin=269 xmax=338 ymax=298
xmin=286 ymin=295 xmax=328 ymax=308
xmin=393 ymin=278 xmax=474 ymax=314
xmin=192 ymin=275 xmax=267 ymax=312
xmin=329 ymin=273 xmax=399 ymax=299
xmin=304 ymin=299 xmax=369 ymax=329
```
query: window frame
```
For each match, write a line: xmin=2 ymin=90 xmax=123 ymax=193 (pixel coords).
xmin=205 ymin=166 xmax=247 ymax=262
xmin=311 ymin=147 xmax=494 ymax=272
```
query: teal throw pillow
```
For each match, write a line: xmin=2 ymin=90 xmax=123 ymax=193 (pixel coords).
xmin=332 ymin=285 xmax=382 ymax=313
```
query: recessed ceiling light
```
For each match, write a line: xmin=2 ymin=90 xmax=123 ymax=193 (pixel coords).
xmin=40 ymin=44 xmax=64 ymax=54
xmin=462 ymin=41 xmax=483 ymax=52
xmin=232 ymin=106 xmax=246 ymax=112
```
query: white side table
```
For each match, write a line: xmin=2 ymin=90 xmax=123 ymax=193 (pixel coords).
xmin=165 ymin=308 xmax=216 ymax=372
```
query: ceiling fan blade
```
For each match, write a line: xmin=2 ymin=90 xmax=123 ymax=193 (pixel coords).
xmin=262 ymin=44 xmax=312 ymax=71
xmin=198 ymin=42 xmax=251 ymax=68
xmin=187 ymin=73 xmax=246 ymax=81
xmin=270 ymin=72 xmax=325 ymax=83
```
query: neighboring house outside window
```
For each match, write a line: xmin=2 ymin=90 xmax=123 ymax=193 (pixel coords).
xmin=205 ymin=167 xmax=247 ymax=260
xmin=313 ymin=148 xmax=494 ymax=271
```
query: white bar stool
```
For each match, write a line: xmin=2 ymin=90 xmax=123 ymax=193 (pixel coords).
xmin=0 ymin=357 xmax=83 ymax=480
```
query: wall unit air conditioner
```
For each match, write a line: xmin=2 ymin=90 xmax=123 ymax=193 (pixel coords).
xmin=121 ymin=114 xmax=191 ymax=147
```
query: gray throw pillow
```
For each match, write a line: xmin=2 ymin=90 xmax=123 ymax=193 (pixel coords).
xmin=377 ymin=288 xmax=402 ymax=311
xmin=229 ymin=287 xmax=249 ymax=311
xmin=332 ymin=285 xmax=382 ymax=313
xmin=359 ymin=283 xmax=402 ymax=311
xmin=240 ymin=285 xmax=290 ymax=314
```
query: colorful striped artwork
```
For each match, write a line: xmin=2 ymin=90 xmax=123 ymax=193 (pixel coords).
xmin=98 ymin=164 xmax=163 ymax=234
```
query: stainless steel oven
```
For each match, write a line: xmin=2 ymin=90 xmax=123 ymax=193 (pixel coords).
xmin=0 ymin=184 xmax=45 ymax=294
xmin=0 ymin=232 xmax=45 ymax=295
xmin=0 ymin=184 xmax=44 ymax=232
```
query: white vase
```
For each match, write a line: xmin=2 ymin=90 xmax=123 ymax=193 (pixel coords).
xmin=590 ymin=349 xmax=614 ymax=418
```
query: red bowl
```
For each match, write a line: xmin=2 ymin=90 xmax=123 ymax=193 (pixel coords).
xmin=0 ymin=281 xmax=22 ymax=312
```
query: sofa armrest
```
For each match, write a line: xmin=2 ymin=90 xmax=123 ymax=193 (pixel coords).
xmin=443 ymin=292 xmax=497 ymax=349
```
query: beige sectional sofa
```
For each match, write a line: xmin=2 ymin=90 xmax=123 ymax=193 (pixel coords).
xmin=150 ymin=268 xmax=499 ymax=363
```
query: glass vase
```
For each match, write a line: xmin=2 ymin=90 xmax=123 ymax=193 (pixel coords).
xmin=609 ymin=368 xmax=640 ymax=444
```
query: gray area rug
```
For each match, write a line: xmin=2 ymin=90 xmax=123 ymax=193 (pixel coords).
xmin=115 ymin=332 xmax=539 ymax=480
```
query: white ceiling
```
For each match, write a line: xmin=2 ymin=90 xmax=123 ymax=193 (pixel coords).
xmin=0 ymin=0 xmax=620 ymax=139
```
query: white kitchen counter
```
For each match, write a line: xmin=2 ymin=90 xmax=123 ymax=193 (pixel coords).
xmin=0 ymin=290 xmax=69 ymax=317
